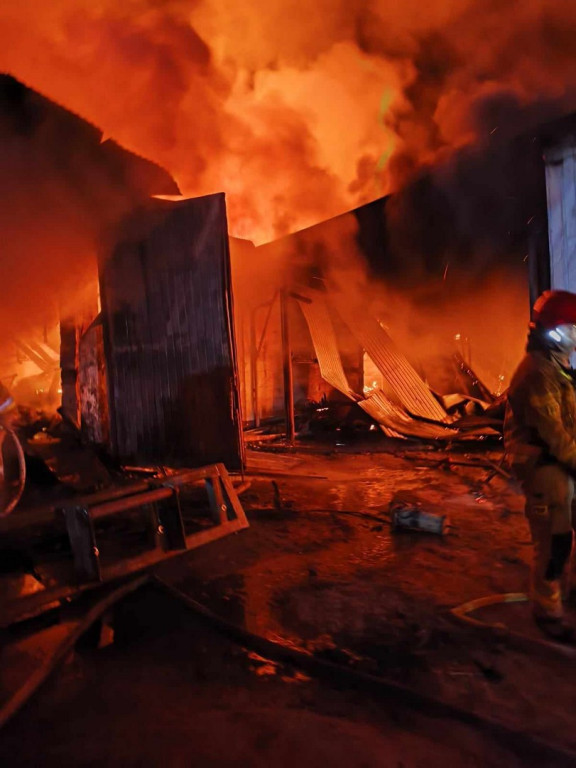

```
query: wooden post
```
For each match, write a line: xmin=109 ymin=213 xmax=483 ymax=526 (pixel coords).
xmin=280 ymin=290 xmax=295 ymax=442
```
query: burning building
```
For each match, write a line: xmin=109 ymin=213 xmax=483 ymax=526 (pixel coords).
xmin=0 ymin=73 xmax=572 ymax=475
xmin=0 ymin=74 xmax=179 ymax=414
xmin=2 ymin=6 xmax=576 ymax=764
xmin=232 ymin=106 xmax=576 ymax=440
xmin=0 ymin=75 xmax=246 ymax=472
xmin=0 ymin=77 xmax=251 ymax=632
xmin=0 ymin=1 xmax=575 ymax=456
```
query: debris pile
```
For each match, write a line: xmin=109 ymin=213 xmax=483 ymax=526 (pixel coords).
xmin=296 ymin=289 xmax=503 ymax=443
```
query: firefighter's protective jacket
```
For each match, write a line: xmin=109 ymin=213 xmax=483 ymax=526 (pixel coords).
xmin=505 ymin=344 xmax=576 ymax=472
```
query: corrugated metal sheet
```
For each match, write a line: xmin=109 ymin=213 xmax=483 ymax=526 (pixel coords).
xmin=359 ymin=390 xmax=458 ymax=440
xmin=100 ymin=194 xmax=244 ymax=469
xmin=544 ymin=142 xmax=576 ymax=292
xmin=296 ymin=294 xmax=360 ymax=400
xmin=297 ymin=294 xmax=497 ymax=442
xmin=332 ymin=299 xmax=447 ymax=422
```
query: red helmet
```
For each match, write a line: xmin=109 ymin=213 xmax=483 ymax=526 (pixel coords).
xmin=533 ymin=290 xmax=576 ymax=329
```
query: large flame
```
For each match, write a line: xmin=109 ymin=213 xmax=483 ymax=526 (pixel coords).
xmin=1 ymin=1 xmax=575 ymax=244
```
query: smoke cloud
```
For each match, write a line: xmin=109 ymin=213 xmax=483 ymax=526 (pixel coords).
xmin=0 ymin=75 xmax=176 ymax=360
xmin=0 ymin=1 xmax=574 ymax=245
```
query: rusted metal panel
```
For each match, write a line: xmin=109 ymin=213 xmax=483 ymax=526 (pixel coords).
xmin=78 ymin=320 xmax=109 ymax=445
xmin=332 ymin=300 xmax=447 ymax=422
xmin=100 ymin=194 xmax=244 ymax=469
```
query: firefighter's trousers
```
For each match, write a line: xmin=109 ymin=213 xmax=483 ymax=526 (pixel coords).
xmin=520 ymin=463 xmax=575 ymax=619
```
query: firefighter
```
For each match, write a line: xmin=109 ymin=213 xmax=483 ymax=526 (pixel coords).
xmin=505 ymin=290 xmax=576 ymax=638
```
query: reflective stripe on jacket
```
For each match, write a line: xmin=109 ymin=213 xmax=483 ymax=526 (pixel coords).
xmin=504 ymin=350 xmax=576 ymax=471
xmin=0 ymin=382 xmax=14 ymax=415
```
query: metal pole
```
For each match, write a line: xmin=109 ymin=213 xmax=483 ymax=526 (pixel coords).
xmin=249 ymin=312 xmax=259 ymax=428
xmin=280 ymin=289 xmax=295 ymax=443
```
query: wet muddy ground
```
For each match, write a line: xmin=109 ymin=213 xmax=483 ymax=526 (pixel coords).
xmin=1 ymin=440 xmax=576 ymax=766
xmin=0 ymin=586 xmax=539 ymax=768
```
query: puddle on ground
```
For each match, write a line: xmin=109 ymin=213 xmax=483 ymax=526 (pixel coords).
xmin=154 ymin=447 xmax=530 ymax=689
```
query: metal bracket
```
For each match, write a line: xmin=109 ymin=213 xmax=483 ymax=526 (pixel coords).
xmin=205 ymin=472 xmax=228 ymax=524
xmin=63 ymin=506 xmax=101 ymax=582
xmin=156 ymin=487 xmax=187 ymax=551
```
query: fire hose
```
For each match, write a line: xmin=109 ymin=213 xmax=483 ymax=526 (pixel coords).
xmin=2 ymin=498 xmax=576 ymax=762
xmin=153 ymin=575 xmax=576 ymax=766
xmin=2 ymin=569 xmax=576 ymax=764
xmin=1 ymin=569 xmax=573 ymax=765
xmin=450 ymin=592 xmax=576 ymax=660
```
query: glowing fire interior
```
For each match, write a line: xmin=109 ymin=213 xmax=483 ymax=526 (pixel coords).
xmin=0 ymin=1 xmax=574 ymax=418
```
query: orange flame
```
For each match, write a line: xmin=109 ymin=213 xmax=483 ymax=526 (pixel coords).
xmin=0 ymin=1 xmax=575 ymax=245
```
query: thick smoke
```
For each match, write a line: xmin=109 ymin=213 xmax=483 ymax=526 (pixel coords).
xmin=1 ymin=1 xmax=574 ymax=244
xmin=383 ymin=91 xmax=575 ymax=290
xmin=0 ymin=75 xmax=176 ymax=359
